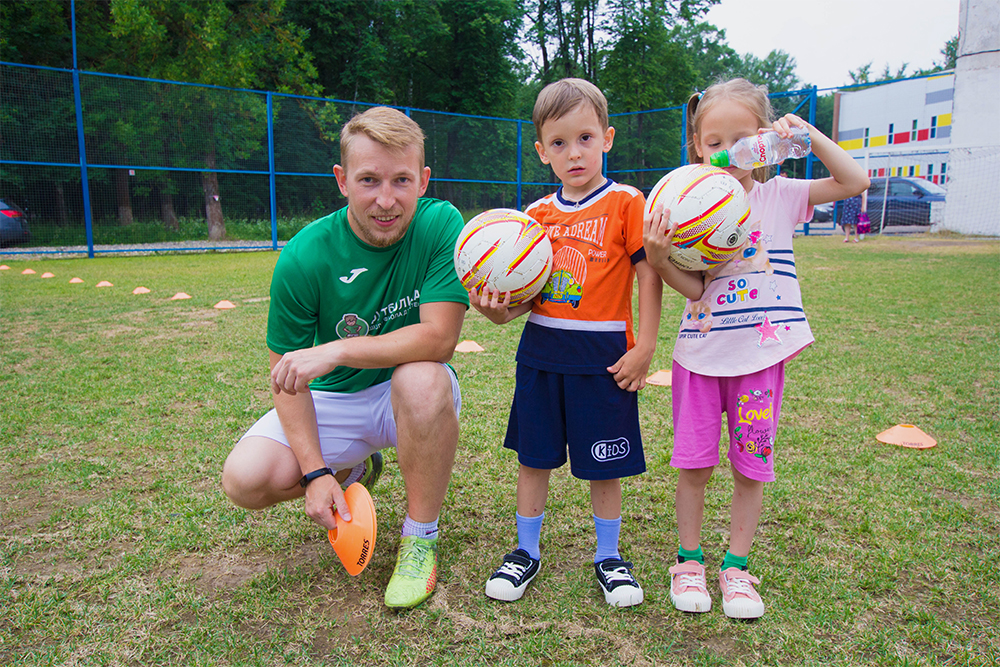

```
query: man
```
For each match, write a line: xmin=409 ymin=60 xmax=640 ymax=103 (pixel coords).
xmin=222 ymin=106 xmax=469 ymax=610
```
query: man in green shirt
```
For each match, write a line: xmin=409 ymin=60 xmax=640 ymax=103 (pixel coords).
xmin=222 ymin=107 xmax=469 ymax=610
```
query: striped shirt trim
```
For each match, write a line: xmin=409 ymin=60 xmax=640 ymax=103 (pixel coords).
xmin=528 ymin=312 xmax=627 ymax=332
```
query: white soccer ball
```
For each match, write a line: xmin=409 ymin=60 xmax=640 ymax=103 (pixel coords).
xmin=454 ymin=208 xmax=553 ymax=306
xmin=645 ymin=164 xmax=751 ymax=271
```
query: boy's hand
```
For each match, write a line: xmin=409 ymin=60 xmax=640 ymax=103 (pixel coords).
xmin=607 ymin=345 xmax=653 ymax=392
xmin=642 ymin=202 xmax=677 ymax=272
xmin=469 ymin=285 xmax=514 ymax=324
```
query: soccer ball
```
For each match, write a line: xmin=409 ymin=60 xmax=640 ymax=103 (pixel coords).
xmin=645 ymin=163 xmax=751 ymax=271
xmin=454 ymin=208 xmax=553 ymax=306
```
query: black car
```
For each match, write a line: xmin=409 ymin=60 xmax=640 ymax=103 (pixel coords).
xmin=865 ymin=177 xmax=946 ymax=232
xmin=0 ymin=199 xmax=30 ymax=247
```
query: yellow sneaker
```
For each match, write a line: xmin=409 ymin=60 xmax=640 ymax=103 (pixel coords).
xmin=384 ymin=535 xmax=438 ymax=609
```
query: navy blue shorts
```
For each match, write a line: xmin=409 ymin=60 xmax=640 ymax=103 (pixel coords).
xmin=504 ymin=365 xmax=646 ymax=480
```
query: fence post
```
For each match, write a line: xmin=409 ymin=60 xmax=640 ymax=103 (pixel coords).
xmin=267 ymin=92 xmax=277 ymax=251
xmin=681 ymin=108 xmax=688 ymax=166
xmin=806 ymin=86 xmax=817 ymax=181
xmin=516 ymin=121 xmax=523 ymax=210
xmin=70 ymin=0 xmax=94 ymax=257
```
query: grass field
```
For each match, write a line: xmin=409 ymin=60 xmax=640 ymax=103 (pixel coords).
xmin=1 ymin=234 xmax=998 ymax=666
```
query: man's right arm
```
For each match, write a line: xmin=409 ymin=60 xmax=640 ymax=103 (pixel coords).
xmin=269 ymin=349 xmax=348 ymax=530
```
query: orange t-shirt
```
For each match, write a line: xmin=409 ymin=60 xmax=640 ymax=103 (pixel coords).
xmin=517 ymin=179 xmax=647 ymax=374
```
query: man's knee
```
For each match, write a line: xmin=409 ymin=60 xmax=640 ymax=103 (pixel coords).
xmin=221 ymin=437 xmax=300 ymax=509
xmin=391 ymin=362 xmax=456 ymax=414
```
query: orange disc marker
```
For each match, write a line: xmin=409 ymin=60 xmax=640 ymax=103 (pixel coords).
xmin=41 ymin=272 xmax=55 ymax=279
xmin=328 ymin=483 xmax=378 ymax=576
xmin=876 ymin=424 xmax=937 ymax=449
xmin=213 ymin=300 xmax=236 ymax=309
xmin=22 ymin=268 xmax=36 ymax=275
xmin=455 ymin=340 xmax=484 ymax=352
xmin=646 ymin=370 xmax=672 ymax=386
xmin=69 ymin=277 xmax=84 ymax=284
xmin=0 ymin=265 xmax=9 ymax=270
xmin=96 ymin=280 xmax=113 ymax=287
xmin=170 ymin=292 xmax=192 ymax=300
xmin=133 ymin=286 xmax=151 ymax=294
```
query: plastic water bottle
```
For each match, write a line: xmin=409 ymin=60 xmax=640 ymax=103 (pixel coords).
xmin=710 ymin=128 xmax=812 ymax=169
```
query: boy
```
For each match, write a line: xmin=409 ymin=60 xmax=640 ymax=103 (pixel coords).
xmin=470 ymin=78 xmax=662 ymax=607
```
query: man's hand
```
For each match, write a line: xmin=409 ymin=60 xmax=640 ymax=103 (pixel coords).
xmin=303 ymin=473 xmax=350 ymax=530
xmin=271 ymin=344 xmax=337 ymax=395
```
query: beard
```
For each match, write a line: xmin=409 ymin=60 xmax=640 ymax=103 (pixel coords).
xmin=348 ymin=205 xmax=411 ymax=248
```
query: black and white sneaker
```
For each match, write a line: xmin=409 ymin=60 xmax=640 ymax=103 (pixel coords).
xmin=595 ymin=558 xmax=644 ymax=607
xmin=485 ymin=549 xmax=540 ymax=601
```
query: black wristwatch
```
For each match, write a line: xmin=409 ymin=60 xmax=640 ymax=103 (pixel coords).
xmin=299 ymin=467 xmax=335 ymax=488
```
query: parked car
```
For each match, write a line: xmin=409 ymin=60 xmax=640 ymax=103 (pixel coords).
xmin=0 ymin=199 xmax=30 ymax=247
xmin=865 ymin=177 xmax=946 ymax=232
xmin=810 ymin=201 xmax=833 ymax=223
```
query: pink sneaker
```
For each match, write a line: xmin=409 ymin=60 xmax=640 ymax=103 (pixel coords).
xmin=719 ymin=567 xmax=765 ymax=618
xmin=668 ymin=560 xmax=711 ymax=612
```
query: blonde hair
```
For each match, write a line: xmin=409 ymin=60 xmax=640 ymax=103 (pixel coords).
xmin=687 ymin=78 xmax=774 ymax=183
xmin=340 ymin=106 xmax=426 ymax=168
xmin=532 ymin=78 xmax=609 ymax=141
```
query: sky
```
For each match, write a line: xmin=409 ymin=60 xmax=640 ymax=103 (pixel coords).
xmin=703 ymin=0 xmax=961 ymax=89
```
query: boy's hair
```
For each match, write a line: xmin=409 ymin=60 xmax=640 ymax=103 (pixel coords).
xmin=340 ymin=106 xmax=426 ymax=169
xmin=686 ymin=78 xmax=774 ymax=183
xmin=532 ymin=78 xmax=609 ymax=141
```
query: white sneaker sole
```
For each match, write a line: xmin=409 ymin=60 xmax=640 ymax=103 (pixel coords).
xmin=722 ymin=598 xmax=765 ymax=618
xmin=670 ymin=590 xmax=712 ymax=613
xmin=603 ymin=585 xmax=644 ymax=607
xmin=485 ymin=568 xmax=538 ymax=602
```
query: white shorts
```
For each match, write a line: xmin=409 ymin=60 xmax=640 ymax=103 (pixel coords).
xmin=239 ymin=364 xmax=461 ymax=470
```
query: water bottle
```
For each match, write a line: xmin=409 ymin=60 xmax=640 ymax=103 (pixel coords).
xmin=710 ymin=128 xmax=812 ymax=169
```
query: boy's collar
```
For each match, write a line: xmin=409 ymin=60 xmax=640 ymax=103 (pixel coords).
xmin=556 ymin=177 xmax=613 ymax=208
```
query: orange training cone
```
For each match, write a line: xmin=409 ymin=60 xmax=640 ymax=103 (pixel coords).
xmin=876 ymin=424 xmax=937 ymax=449
xmin=170 ymin=292 xmax=192 ymax=300
xmin=455 ymin=340 xmax=484 ymax=352
xmin=22 ymin=268 xmax=36 ymax=275
xmin=69 ymin=277 xmax=84 ymax=284
xmin=213 ymin=300 xmax=236 ymax=309
xmin=0 ymin=265 xmax=9 ymax=270
xmin=132 ymin=286 xmax=151 ymax=295
xmin=646 ymin=370 xmax=672 ymax=386
xmin=41 ymin=272 xmax=55 ymax=278
xmin=96 ymin=280 xmax=113 ymax=287
xmin=328 ymin=483 xmax=378 ymax=576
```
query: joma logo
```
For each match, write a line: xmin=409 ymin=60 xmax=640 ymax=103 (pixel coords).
xmin=591 ymin=438 xmax=630 ymax=462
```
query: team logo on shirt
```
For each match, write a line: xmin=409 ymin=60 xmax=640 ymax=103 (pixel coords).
xmin=591 ymin=437 xmax=630 ymax=462
xmin=340 ymin=268 xmax=369 ymax=284
xmin=336 ymin=313 xmax=369 ymax=338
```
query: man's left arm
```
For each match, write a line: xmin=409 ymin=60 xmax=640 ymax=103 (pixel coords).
xmin=271 ymin=300 xmax=466 ymax=395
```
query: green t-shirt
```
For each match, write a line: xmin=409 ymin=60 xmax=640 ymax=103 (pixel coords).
xmin=267 ymin=198 xmax=469 ymax=393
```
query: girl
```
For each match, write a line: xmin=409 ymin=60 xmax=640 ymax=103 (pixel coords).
xmin=643 ymin=79 xmax=869 ymax=619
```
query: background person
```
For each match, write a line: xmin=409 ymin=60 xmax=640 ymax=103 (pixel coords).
xmin=222 ymin=106 xmax=469 ymax=610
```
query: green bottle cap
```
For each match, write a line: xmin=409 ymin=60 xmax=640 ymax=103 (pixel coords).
xmin=709 ymin=150 xmax=730 ymax=167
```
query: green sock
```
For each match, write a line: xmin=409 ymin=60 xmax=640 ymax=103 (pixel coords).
xmin=722 ymin=551 xmax=748 ymax=571
xmin=678 ymin=545 xmax=704 ymax=564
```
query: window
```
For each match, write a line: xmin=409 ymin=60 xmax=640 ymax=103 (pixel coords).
xmin=864 ymin=128 xmax=870 ymax=148
xmin=908 ymin=165 xmax=915 ymax=177
xmin=888 ymin=123 xmax=894 ymax=144
xmin=911 ymin=120 xmax=918 ymax=141
xmin=928 ymin=164 xmax=934 ymax=176
xmin=931 ymin=116 xmax=938 ymax=139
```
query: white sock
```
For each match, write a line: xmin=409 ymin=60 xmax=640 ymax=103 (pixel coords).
xmin=402 ymin=514 xmax=438 ymax=538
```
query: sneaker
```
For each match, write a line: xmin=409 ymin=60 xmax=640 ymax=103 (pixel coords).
xmin=359 ymin=452 xmax=383 ymax=491
xmin=485 ymin=549 xmax=540 ymax=601
xmin=668 ymin=560 xmax=712 ymax=613
xmin=719 ymin=567 xmax=765 ymax=619
xmin=594 ymin=558 xmax=643 ymax=607
xmin=384 ymin=535 xmax=438 ymax=609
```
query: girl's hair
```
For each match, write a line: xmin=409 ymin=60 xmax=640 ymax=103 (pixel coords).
xmin=532 ymin=78 xmax=609 ymax=142
xmin=686 ymin=78 xmax=774 ymax=183
xmin=340 ymin=106 xmax=426 ymax=169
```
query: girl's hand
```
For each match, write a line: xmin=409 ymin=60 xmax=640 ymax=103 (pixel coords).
xmin=469 ymin=285 xmax=514 ymax=325
xmin=642 ymin=202 xmax=677 ymax=271
xmin=769 ymin=113 xmax=811 ymax=138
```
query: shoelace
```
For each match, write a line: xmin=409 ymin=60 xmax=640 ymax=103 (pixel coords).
xmin=601 ymin=564 xmax=636 ymax=584
xmin=674 ymin=571 xmax=707 ymax=591
xmin=497 ymin=559 xmax=530 ymax=578
xmin=723 ymin=573 xmax=757 ymax=598
xmin=396 ymin=540 xmax=433 ymax=577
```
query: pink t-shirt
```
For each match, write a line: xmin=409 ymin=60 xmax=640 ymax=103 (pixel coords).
xmin=672 ymin=176 xmax=815 ymax=377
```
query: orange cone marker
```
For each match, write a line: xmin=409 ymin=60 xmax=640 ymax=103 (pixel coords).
xmin=0 ymin=265 xmax=9 ymax=270
xmin=41 ymin=272 xmax=55 ymax=278
xmin=69 ymin=277 xmax=84 ymax=284
xmin=132 ymin=286 xmax=151 ymax=294
xmin=170 ymin=292 xmax=192 ymax=300
xmin=96 ymin=280 xmax=113 ymax=287
xmin=455 ymin=340 xmax=484 ymax=352
xmin=328 ymin=483 xmax=378 ymax=576
xmin=646 ymin=370 xmax=672 ymax=386
xmin=213 ymin=300 xmax=236 ymax=309
xmin=22 ymin=268 xmax=36 ymax=275
xmin=876 ymin=424 xmax=937 ymax=449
